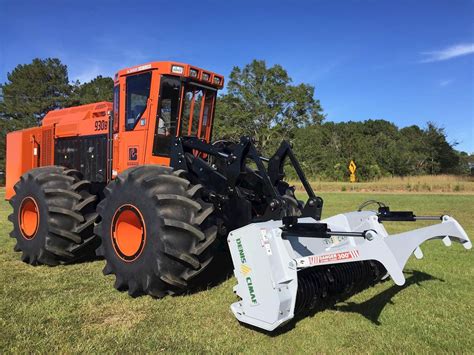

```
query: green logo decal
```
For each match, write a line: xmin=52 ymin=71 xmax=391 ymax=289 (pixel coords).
xmin=246 ymin=277 xmax=258 ymax=304
xmin=236 ymin=238 xmax=247 ymax=263
xmin=236 ymin=238 xmax=257 ymax=304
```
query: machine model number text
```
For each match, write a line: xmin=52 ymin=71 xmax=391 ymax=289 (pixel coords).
xmin=94 ymin=120 xmax=108 ymax=131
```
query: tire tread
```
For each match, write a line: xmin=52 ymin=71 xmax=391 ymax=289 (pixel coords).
xmin=8 ymin=166 xmax=99 ymax=265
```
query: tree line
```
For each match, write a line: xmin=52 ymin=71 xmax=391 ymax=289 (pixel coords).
xmin=214 ymin=60 xmax=471 ymax=180
xmin=0 ymin=58 xmax=471 ymax=181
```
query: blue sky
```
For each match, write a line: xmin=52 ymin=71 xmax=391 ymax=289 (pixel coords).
xmin=1 ymin=0 xmax=473 ymax=152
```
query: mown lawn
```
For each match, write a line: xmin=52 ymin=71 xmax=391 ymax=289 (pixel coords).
xmin=0 ymin=189 xmax=473 ymax=353
xmin=294 ymin=174 xmax=474 ymax=193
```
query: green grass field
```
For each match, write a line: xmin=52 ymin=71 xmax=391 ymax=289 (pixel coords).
xmin=293 ymin=174 xmax=474 ymax=193
xmin=0 ymin=188 xmax=473 ymax=353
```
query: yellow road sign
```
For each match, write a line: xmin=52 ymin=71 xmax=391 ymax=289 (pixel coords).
xmin=349 ymin=160 xmax=356 ymax=183
xmin=348 ymin=160 xmax=357 ymax=174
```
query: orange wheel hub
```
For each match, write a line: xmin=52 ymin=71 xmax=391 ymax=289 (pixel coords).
xmin=111 ymin=205 xmax=146 ymax=262
xmin=19 ymin=197 xmax=39 ymax=240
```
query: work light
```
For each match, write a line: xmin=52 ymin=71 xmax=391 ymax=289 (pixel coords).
xmin=171 ymin=65 xmax=184 ymax=74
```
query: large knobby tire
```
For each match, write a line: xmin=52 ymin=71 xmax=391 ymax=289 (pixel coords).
xmin=95 ymin=165 xmax=218 ymax=297
xmin=8 ymin=166 xmax=99 ymax=266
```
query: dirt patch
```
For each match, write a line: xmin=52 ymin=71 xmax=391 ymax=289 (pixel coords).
xmin=82 ymin=301 xmax=147 ymax=331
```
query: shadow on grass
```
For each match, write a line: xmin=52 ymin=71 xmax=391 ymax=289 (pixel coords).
xmin=332 ymin=270 xmax=444 ymax=325
xmin=245 ymin=270 xmax=443 ymax=336
xmin=187 ymin=250 xmax=234 ymax=295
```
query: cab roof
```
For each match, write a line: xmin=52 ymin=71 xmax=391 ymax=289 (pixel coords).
xmin=115 ymin=61 xmax=224 ymax=89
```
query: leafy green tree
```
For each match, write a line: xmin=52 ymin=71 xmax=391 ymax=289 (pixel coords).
xmin=458 ymin=152 xmax=473 ymax=175
xmin=69 ymin=75 xmax=114 ymax=105
xmin=214 ymin=60 xmax=324 ymax=152
xmin=0 ymin=58 xmax=71 ymax=127
xmin=423 ymin=122 xmax=460 ymax=174
xmin=399 ymin=125 xmax=429 ymax=174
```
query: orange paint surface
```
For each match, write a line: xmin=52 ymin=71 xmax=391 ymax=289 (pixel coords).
xmin=5 ymin=61 xmax=223 ymax=201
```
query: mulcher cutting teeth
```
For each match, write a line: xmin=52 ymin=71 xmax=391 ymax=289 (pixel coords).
xmin=294 ymin=260 xmax=386 ymax=316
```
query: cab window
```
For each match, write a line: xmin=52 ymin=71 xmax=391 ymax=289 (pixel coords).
xmin=113 ymin=85 xmax=120 ymax=133
xmin=181 ymin=90 xmax=193 ymax=136
xmin=125 ymin=72 xmax=151 ymax=131
xmin=191 ymin=89 xmax=203 ymax=136
xmin=181 ymin=86 xmax=204 ymax=136
xmin=153 ymin=76 xmax=181 ymax=156
xmin=200 ymin=94 xmax=214 ymax=139
xmin=152 ymin=76 xmax=217 ymax=156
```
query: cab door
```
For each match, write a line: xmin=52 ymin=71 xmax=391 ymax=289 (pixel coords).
xmin=111 ymin=85 xmax=120 ymax=179
xmin=113 ymin=71 xmax=153 ymax=175
xmin=151 ymin=75 xmax=182 ymax=160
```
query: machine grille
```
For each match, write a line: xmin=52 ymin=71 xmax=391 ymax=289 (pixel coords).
xmin=41 ymin=127 xmax=54 ymax=166
xmin=54 ymin=134 xmax=107 ymax=182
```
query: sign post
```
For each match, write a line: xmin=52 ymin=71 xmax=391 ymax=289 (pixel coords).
xmin=349 ymin=160 xmax=357 ymax=183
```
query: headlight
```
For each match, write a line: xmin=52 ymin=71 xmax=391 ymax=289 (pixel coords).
xmin=190 ymin=68 xmax=198 ymax=78
xmin=213 ymin=76 xmax=221 ymax=85
xmin=202 ymin=72 xmax=210 ymax=82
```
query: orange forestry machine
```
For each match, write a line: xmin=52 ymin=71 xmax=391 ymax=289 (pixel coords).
xmin=5 ymin=61 xmax=472 ymax=331
xmin=5 ymin=61 xmax=321 ymax=297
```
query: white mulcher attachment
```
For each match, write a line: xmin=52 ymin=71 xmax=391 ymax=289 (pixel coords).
xmin=228 ymin=203 xmax=471 ymax=331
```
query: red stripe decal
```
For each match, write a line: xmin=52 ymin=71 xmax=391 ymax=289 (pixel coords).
xmin=307 ymin=249 xmax=360 ymax=265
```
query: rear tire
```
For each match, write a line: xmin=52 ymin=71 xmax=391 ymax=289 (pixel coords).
xmin=95 ymin=165 xmax=218 ymax=297
xmin=8 ymin=166 xmax=99 ymax=265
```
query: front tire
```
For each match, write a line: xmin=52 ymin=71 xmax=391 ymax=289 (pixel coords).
xmin=95 ymin=165 xmax=218 ymax=297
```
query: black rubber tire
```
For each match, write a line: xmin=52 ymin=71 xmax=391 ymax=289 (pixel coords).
xmin=8 ymin=166 xmax=99 ymax=266
xmin=95 ymin=165 xmax=218 ymax=297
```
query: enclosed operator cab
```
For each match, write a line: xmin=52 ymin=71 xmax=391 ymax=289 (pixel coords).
xmin=5 ymin=61 xmax=224 ymax=200
xmin=111 ymin=62 xmax=223 ymax=176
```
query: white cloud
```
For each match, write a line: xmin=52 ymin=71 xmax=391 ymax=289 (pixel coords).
xmin=421 ymin=43 xmax=474 ymax=63
xmin=72 ymin=64 xmax=103 ymax=83
xmin=69 ymin=60 xmax=116 ymax=83
xmin=439 ymin=79 xmax=453 ymax=87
